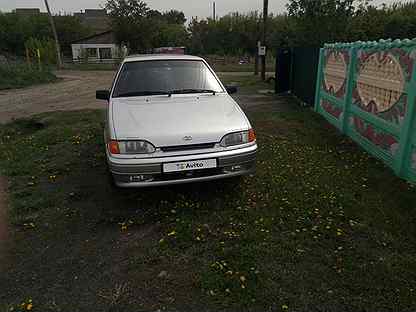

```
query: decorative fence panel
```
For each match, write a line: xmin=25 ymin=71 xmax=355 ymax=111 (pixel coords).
xmin=315 ymin=39 xmax=416 ymax=183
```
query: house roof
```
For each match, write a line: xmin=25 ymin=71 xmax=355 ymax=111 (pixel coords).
xmin=71 ymin=31 xmax=115 ymax=45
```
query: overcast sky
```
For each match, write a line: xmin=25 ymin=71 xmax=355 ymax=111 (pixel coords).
xmin=1 ymin=0 xmax=395 ymax=19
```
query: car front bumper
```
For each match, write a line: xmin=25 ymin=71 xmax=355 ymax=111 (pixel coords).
xmin=107 ymin=144 xmax=257 ymax=188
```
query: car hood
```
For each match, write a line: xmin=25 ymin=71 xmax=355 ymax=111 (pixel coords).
xmin=111 ymin=94 xmax=249 ymax=147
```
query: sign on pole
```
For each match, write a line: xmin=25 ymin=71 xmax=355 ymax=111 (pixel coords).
xmin=259 ymin=46 xmax=266 ymax=56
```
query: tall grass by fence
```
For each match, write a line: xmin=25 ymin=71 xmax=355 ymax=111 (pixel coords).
xmin=315 ymin=39 xmax=416 ymax=183
xmin=0 ymin=62 xmax=56 ymax=90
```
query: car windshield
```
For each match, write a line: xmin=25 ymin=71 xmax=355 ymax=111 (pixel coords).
xmin=112 ymin=60 xmax=224 ymax=98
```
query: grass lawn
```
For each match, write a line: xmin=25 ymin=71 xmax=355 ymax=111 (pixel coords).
xmin=0 ymin=63 xmax=57 ymax=90
xmin=1 ymin=78 xmax=416 ymax=312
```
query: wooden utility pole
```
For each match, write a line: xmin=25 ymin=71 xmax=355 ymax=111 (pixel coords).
xmin=213 ymin=2 xmax=216 ymax=21
xmin=261 ymin=0 xmax=268 ymax=81
xmin=254 ymin=11 xmax=260 ymax=76
xmin=254 ymin=40 xmax=260 ymax=75
xmin=44 ymin=0 xmax=62 ymax=69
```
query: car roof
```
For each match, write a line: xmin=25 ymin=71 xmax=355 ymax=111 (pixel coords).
xmin=123 ymin=54 xmax=204 ymax=63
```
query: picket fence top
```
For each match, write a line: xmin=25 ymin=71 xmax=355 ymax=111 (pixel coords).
xmin=323 ymin=38 xmax=416 ymax=49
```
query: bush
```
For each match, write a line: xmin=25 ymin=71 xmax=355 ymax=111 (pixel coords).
xmin=25 ymin=37 xmax=57 ymax=65
xmin=0 ymin=62 xmax=57 ymax=90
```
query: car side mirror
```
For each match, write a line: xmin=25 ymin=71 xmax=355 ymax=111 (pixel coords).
xmin=226 ymin=86 xmax=238 ymax=94
xmin=96 ymin=90 xmax=110 ymax=101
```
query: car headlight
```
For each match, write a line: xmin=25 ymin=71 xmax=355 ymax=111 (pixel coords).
xmin=220 ymin=129 xmax=256 ymax=147
xmin=108 ymin=140 xmax=156 ymax=154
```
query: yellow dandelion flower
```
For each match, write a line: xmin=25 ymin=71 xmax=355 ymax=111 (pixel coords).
xmin=26 ymin=303 xmax=33 ymax=311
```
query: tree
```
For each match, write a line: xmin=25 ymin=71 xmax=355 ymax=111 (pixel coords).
xmin=153 ymin=23 xmax=189 ymax=47
xmin=163 ymin=10 xmax=186 ymax=25
xmin=0 ymin=13 xmax=48 ymax=55
xmin=346 ymin=4 xmax=388 ymax=41
xmin=287 ymin=0 xmax=355 ymax=45
xmin=188 ymin=18 xmax=209 ymax=54
xmin=269 ymin=14 xmax=296 ymax=48
xmin=384 ymin=2 xmax=416 ymax=39
xmin=106 ymin=0 xmax=153 ymax=52
xmin=147 ymin=9 xmax=163 ymax=20
xmin=55 ymin=16 xmax=91 ymax=54
xmin=187 ymin=0 xmax=416 ymax=54
xmin=188 ymin=12 xmax=263 ymax=55
xmin=106 ymin=0 xmax=149 ymax=19
xmin=0 ymin=12 xmax=90 ymax=57
xmin=106 ymin=0 xmax=188 ymax=52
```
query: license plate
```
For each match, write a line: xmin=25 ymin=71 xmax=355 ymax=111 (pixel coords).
xmin=163 ymin=159 xmax=217 ymax=173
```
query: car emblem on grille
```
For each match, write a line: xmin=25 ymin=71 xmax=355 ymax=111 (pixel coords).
xmin=183 ymin=136 xmax=193 ymax=141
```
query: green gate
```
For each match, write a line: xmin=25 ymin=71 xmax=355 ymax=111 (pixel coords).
xmin=314 ymin=39 xmax=416 ymax=183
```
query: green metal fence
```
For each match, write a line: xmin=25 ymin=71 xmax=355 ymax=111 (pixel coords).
xmin=315 ymin=39 xmax=416 ymax=183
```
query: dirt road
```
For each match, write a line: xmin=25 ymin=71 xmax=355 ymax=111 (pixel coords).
xmin=0 ymin=71 xmax=116 ymax=124
xmin=0 ymin=71 xmax=278 ymax=124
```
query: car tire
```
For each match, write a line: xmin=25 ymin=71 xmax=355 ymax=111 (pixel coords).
xmin=105 ymin=162 xmax=119 ymax=189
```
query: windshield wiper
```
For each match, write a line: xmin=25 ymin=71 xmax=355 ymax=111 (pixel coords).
xmin=114 ymin=90 xmax=171 ymax=98
xmin=168 ymin=89 xmax=218 ymax=95
xmin=115 ymin=89 xmax=218 ymax=98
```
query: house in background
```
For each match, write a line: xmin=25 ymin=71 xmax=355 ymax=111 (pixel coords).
xmin=71 ymin=31 xmax=127 ymax=63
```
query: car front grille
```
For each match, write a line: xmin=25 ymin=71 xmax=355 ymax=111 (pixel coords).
xmin=160 ymin=143 xmax=216 ymax=152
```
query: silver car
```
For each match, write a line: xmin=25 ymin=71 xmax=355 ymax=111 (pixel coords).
xmin=96 ymin=54 xmax=257 ymax=187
